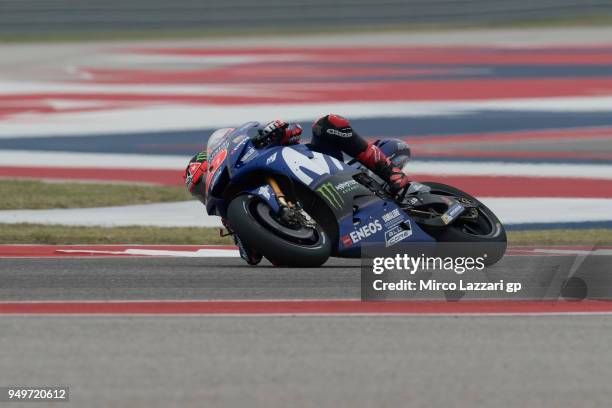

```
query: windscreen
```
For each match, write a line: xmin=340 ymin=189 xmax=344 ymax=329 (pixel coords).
xmin=206 ymin=128 xmax=234 ymax=153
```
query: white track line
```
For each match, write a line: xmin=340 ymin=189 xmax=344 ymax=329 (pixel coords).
xmin=0 ymin=150 xmax=188 ymax=169
xmin=484 ymin=197 xmax=612 ymax=224
xmin=0 ymin=201 xmax=222 ymax=227
xmin=56 ymin=248 xmax=239 ymax=257
xmin=0 ymin=197 xmax=610 ymax=227
xmin=2 ymin=150 xmax=612 ymax=181
xmin=408 ymin=161 xmax=612 ymax=180
xmin=3 ymin=96 xmax=612 ymax=138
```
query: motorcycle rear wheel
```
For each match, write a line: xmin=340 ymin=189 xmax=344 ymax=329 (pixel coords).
xmin=419 ymin=182 xmax=507 ymax=266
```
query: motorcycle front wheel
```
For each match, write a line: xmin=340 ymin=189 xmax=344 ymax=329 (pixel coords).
xmin=227 ymin=194 xmax=332 ymax=267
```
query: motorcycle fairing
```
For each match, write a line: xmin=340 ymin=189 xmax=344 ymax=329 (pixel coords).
xmin=234 ymin=144 xmax=348 ymax=184
xmin=245 ymin=184 xmax=280 ymax=214
xmin=335 ymin=198 xmax=434 ymax=257
xmin=207 ymin=134 xmax=354 ymax=216
xmin=309 ymin=173 xmax=375 ymax=218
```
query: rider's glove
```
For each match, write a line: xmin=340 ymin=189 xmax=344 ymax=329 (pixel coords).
xmin=254 ymin=119 xmax=302 ymax=148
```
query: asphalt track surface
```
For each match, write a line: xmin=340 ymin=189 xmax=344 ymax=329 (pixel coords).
xmin=2 ymin=256 xmax=612 ymax=407
xmin=2 ymin=315 xmax=612 ymax=407
xmin=0 ymin=257 xmax=362 ymax=301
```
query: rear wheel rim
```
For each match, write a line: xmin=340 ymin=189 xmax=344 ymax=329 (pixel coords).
xmin=424 ymin=188 xmax=500 ymax=239
xmin=456 ymin=207 xmax=498 ymax=238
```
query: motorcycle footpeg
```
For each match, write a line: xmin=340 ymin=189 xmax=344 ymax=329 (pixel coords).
xmin=219 ymin=227 xmax=234 ymax=237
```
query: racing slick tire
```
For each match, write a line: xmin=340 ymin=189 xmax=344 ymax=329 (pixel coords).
xmin=227 ymin=194 xmax=332 ymax=267
xmin=420 ymin=182 xmax=507 ymax=266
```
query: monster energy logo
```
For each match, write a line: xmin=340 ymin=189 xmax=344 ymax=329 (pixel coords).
xmin=317 ymin=183 xmax=344 ymax=210
xmin=196 ymin=152 xmax=208 ymax=162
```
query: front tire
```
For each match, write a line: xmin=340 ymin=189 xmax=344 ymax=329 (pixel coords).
xmin=227 ymin=194 xmax=332 ymax=267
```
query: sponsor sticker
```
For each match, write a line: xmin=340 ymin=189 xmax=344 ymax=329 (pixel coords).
xmin=266 ymin=152 xmax=278 ymax=165
xmin=384 ymin=223 xmax=413 ymax=247
xmin=210 ymin=141 xmax=229 ymax=160
xmin=240 ymin=147 xmax=257 ymax=163
xmin=341 ymin=234 xmax=353 ymax=248
xmin=283 ymin=148 xmax=332 ymax=185
xmin=441 ymin=203 xmax=464 ymax=224
xmin=209 ymin=167 xmax=223 ymax=190
xmin=231 ymin=136 xmax=248 ymax=154
xmin=382 ymin=208 xmax=403 ymax=227
xmin=316 ymin=182 xmax=344 ymax=210
xmin=232 ymin=135 xmax=246 ymax=145
xmin=316 ymin=179 xmax=360 ymax=210
xmin=448 ymin=203 xmax=464 ymax=217
xmin=407 ymin=197 xmax=419 ymax=206
xmin=205 ymin=149 xmax=227 ymax=189
xmin=257 ymin=185 xmax=272 ymax=200
xmin=335 ymin=179 xmax=359 ymax=194
xmin=349 ymin=220 xmax=383 ymax=244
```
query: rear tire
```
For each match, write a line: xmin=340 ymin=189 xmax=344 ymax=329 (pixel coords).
xmin=420 ymin=182 xmax=507 ymax=265
xmin=227 ymin=194 xmax=331 ymax=267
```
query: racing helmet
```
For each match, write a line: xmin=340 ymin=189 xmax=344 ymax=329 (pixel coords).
xmin=184 ymin=152 xmax=208 ymax=204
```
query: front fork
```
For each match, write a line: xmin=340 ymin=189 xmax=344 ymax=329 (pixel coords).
xmin=220 ymin=175 xmax=307 ymax=237
xmin=266 ymin=176 xmax=293 ymax=209
xmin=265 ymin=176 xmax=316 ymax=229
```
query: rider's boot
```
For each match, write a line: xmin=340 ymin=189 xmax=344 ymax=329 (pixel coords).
xmin=222 ymin=219 xmax=262 ymax=265
xmin=356 ymin=143 xmax=410 ymax=193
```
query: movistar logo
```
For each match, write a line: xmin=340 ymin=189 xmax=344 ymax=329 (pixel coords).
xmin=317 ymin=182 xmax=344 ymax=210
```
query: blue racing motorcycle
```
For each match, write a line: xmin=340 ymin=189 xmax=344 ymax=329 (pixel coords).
xmin=202 ymin=122 xmax=506 ymax=267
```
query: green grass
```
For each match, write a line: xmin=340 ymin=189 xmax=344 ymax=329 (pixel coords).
xmin=0 ymin=223 xmax=610 ymax=246
xmin=1 ymin=15 xmax=611 ymax=43
xmin=0 ymin=224 xmax=231 ymax=245
xmin=507 ymin=229 xmax=612 ymax=246
xmin=0 ymin=178 xmax=608 ymax=245
xmin=0 ymin=179 xmax=191 ymax=210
